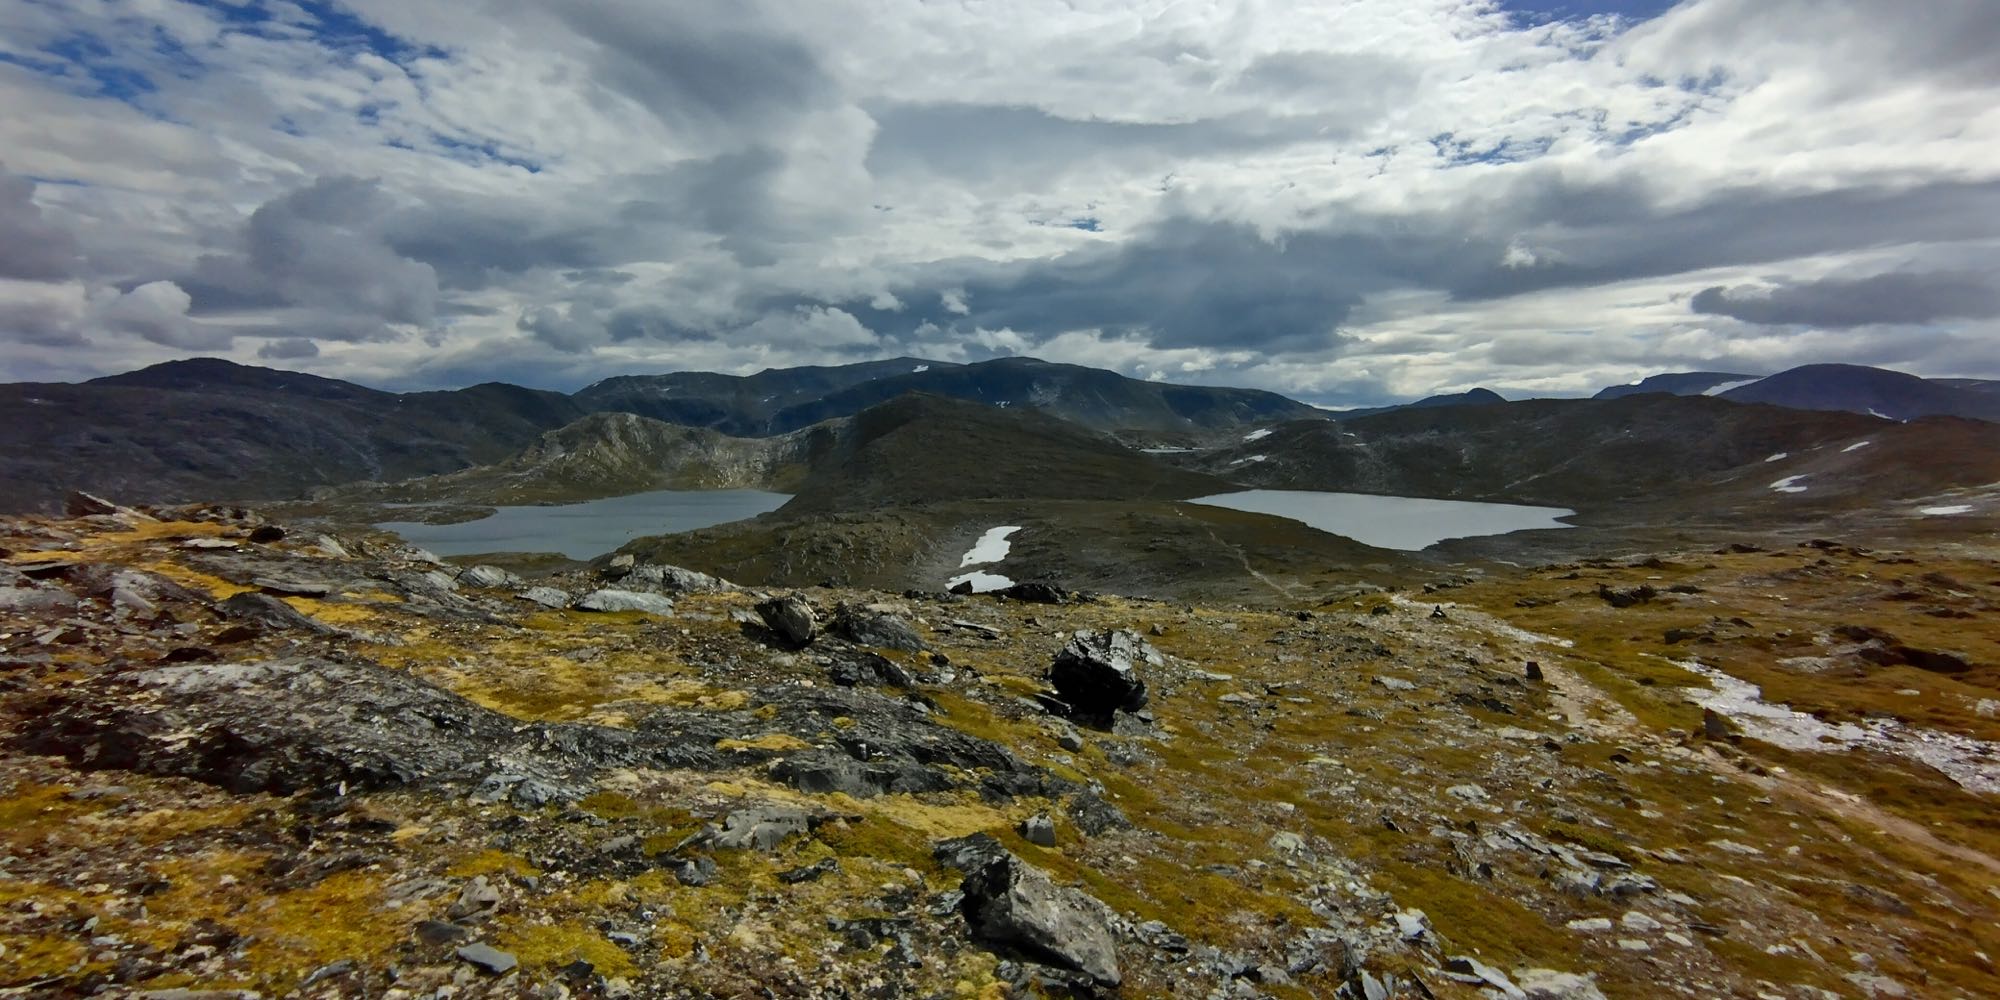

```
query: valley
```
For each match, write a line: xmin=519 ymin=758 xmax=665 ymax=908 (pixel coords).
xmin=1 ymin=356 xmax=1998 ymax=999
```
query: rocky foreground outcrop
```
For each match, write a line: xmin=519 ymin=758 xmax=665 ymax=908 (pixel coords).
xmin=1 ymin=497 xmax=1995 ymax=998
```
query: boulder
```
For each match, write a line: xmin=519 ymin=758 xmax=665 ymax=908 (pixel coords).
xmin=957 ymin=850 xmax=1122 ymax=986
xmin=460 ymin=565 xmax=522 ymax=589
xmin=711 ymin=805 xmax=812 ymax=851
xmin=827 ymin=605 xmax=927 ymax=651
xmin=454 ymin=942 xmax=518 ymax=975
xmin=1019 ymin=811 xmax=1057 ymax=847
xmin=574 ymin=589 xmax=675 ymax=615
xmin=517 ymin=586 xmax=570 ymax=609
xmin=217 ymin=592 xmax=333 ymax=634
xmin=825 ymin=649 xmax=916 ymax=689
xmin=247 ymin=525 xmax=286 ymax=544
xmin=755 ymin=595 xmax=817 ymax=647
xmin=999 ymin=582 xmax=1067 ymax=604
xmin=625 ymin=563 xmax=735 ymax=594
xmin=1047 ymin=629 xmax=1157 ymax=727
xmin=64 ymin=491 xmax=131 ymax=518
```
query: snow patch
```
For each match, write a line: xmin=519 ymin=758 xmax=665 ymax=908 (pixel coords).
xmin=1920 ymin=504 xmax=1974 ymax=516
xmin=1769 ymin=475 xmax=1809 ymax=494
xmin=912 ymin=364 xmax=930 ymax=373
xmin=1243 ymin=428 xmax=1273 ymax=442
xmin=946 ymin=569 xmax=1014 ymax=593
xmin=1841 ymin=440 xmax=1872 ymax=453
xmin=958 ymin=525 xmax=1021 ymax=567
xmin=1230 ymin=454 xmax=1267 ymax=465
xmin=1140 ymin=447 xmax=1193 ymax=454
xmin=1676 ymin=659 xmax=2000 ymax=794
xmin=1704 ymin=378 xmax=1761 ymax=396
xmin=1764 ymin=452 xmax=1788 ymax=463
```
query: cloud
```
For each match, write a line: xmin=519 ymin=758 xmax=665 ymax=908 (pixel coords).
xmin=257 ymin=337 xmax=321 ymax=360
xmin=1691 ymin=271 xmax=2000 ymax=328
xmin=189 ymin=176 xmax=436 ymax=329
xmin=0 ymin=0 xmax=1996 ymax=402
xmin=0 ymin=170 xmax=82 ymax=281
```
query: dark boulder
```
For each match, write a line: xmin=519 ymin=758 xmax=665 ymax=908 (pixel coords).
xmin=828 ymin=605 xmax=927 ymax=651
xmin=1047 ymin=630 xmax=1157 ymax=727
xmin=999 ymin=582 xmax=1067 ymax=604
xmin=1596 ymin=584 xmax=1657 ymax=608
xmin=955 ymin=849 xmax=1122 ymax=986
xmin=825 ymin=649 xmax=917 ymax=689
xmin=217 ymin=592 xmax=333 ymax=634
xmin=755 ymin=595 xmax=818 ymax=647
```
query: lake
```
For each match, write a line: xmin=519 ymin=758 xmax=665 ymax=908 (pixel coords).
xmin=1187 ymin=489 xmax=1574 ymax=550
xmin=375 ymin=489 xmax=792 ymax=559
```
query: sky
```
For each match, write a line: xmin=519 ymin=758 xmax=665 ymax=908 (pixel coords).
xmin=0 ymin=0 xmax=1996 ymax=405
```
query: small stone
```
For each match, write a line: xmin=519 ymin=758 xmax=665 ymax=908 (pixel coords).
xmin=1566 ymin=918 xmax=1614 ymax=933
xmin=455 ymin=942 xmax=518 ymax=974
xmin=1525 ymin=661 xmax=1544 ymax=682
xmin=416 ymin=919 xmax=472 ymax=946
xmin=1394 ymin=909 xmax=1430 ymax=940
xmin=447 ymin=876 xmax=501 ymax=921
xmin=1616 ymin=938 xmax=1652 ymax=952
xmin=247 ymin=525 xmax=286 ymax=544
xmin=1373 ymin=676 xmax=1416 ymax=692
xmin=1620 ymin=910 xmax=1663 ymax=933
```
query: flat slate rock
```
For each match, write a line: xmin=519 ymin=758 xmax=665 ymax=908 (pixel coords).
xmin=574 ymin=589 xmax=675 ymax=615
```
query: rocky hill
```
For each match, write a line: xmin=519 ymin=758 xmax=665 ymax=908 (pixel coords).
xmin=1327 ymin=387 xmax=1507 ymax=421
xmin=332 ymin=412 xmax=834 ymax=506
xmin=0 ymin=360 xmax=585 ymax=514
xmin=776 ymin=393 xmax=1235 ymax=516
xmin=1716 ymin=363 xmax=2000 ymax=423
xmin=2 ymin=497 xmax=1996 ymax=998
xmin=1189 ymin=394 xmax=1976 ymax=512
xmin=571 ymin=357 xmax=960 ymax=436
xmin=1591 ymin=372 xmax=1761 ymax=400
xmin=756 ymin=357 xmax=1327 ymax=437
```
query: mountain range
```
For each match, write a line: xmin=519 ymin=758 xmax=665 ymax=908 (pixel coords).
xmin=3 ymin=355 xmax=1998 ymax=514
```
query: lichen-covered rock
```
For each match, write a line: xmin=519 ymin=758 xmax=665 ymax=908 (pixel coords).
xmin=21 ymin=658 xmax=614 ymax=801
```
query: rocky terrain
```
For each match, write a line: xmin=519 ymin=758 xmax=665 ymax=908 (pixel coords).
xmin=3 ymin=495 xmax=1997 ymax=998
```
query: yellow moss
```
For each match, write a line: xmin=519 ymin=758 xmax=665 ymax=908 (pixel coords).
xmin=446 ymin=849 xmax=541 ymax=878
xmin=0 ymin=934 xmax=99 ymax=981
xmin=492 ymin=922 xmax=638 ymax=979
xmin=239 ymin=869 xmax=404 ymax=987
xmin=133 ymin=559 xmax=253 ymax=599
xmin=0 ymin=782 xmax=89 ymax=840
xmin=715 ymin=733 xmax=813 ymax=753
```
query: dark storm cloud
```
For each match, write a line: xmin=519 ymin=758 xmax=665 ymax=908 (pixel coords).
xmin=934 ymin=218 xmax=1378 ymax=353
xmin=387 ymin=150 xmax=788 ymax=289
xmin=1691 ymin=271 xmax=2000 ymax=328
xmin=0 ymin=170 xmax=83 ymax=281
xmin=866 ymin=100 xmax=1390 ymax=182
xmin=548 ymin=1 xmax=833 ymax=142
xmin=187 ymin=177 xmax=436 ymax=330
xmin=256 ymin=337 xmax=320 ymax=361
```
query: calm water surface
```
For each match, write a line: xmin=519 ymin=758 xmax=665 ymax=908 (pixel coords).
xmin=1188 ymin=489 xmax=1573 ymax=550
xmin=375 ymin=489 xmax=791 ymax=559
